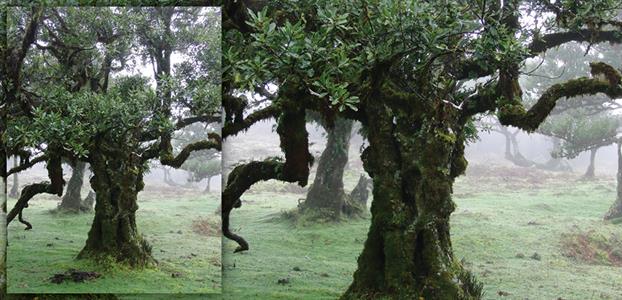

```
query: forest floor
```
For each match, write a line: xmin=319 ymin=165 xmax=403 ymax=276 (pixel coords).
xmin=219 ymin=164 xmax=622 ymax=300
xmin=6 ymin=186 xmax=221 ymax=294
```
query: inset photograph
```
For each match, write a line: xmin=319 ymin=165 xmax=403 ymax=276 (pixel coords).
xmin=4 ymin=6 xmax=221 ymax=294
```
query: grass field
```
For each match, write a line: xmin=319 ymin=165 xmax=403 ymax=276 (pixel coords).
xmin=6 ymin=187 xmax=221 ymax=295
xmin=219 ymin=165 xmax=622 ymax=300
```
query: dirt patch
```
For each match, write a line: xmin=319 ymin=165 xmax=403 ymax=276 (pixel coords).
xmin=192 ymin=217 xmax=222 ymax=237
xmin=561 ymin=230 xmax=622 ymax=267
xmin=50 ymin=269 xmax=101 ymax=284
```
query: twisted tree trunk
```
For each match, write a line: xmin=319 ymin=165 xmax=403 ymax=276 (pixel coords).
xmin=78 ymin=151 xmax=155 ymax=267
xmin=300 ymin=117 xmax=362 ymax=219
xmin=59 ymin=161 xmax=86 ymax=211
xmin=341 ymin=97 xmax=480 ymax=299
xmin=604 ymin=143 xmax=622 ymax=221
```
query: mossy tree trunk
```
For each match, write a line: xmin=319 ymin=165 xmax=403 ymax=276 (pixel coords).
xmin=583 ymin=148 xmax=598 ymax=179
xmin=59 ymin=161 xmax=86 ymax=211
xmin=8 ymin=156 xmax=20 ymax=198
xmin=341 ymin=95 xmax=479 ymax=299
xmin=604 ymin=142 xmax=622 ymax=220
xmin=300 ymin=117 xmax=359 ymax=219
xmin=77 ymin=151 xmax=155 ymax=267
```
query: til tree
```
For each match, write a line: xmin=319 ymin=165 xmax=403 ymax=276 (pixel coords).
xmin=2 ymin=7 xmax=221 ymax=267
xmin=223 ymin=1 xmax=622 ymax=299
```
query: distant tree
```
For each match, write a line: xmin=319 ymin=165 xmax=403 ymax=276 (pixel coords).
xmin=8 ymin=156 xmax=19 ymax=198
xmin=183 ymin=155 xmax=221 ymax=192
xmin=298 ymin=115 xmax=365 ymax=220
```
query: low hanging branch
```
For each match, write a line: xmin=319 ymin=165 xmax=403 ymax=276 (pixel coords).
xmin=7 ymin=154 xmax=65 ymax=229
xmin=7 ymin=153 xmax=48 ymax=176
xmin=222 ymin=100 xmax=314 ymax=252
xmin=222 ymin=104 xmax=280 ymax=138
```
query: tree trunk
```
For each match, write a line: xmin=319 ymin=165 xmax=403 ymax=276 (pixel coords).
xmin=300 ymin=117 xmax=360 ymax=219
xmin=9 ymin=156 xmax=19 ymax=198
xmin=349 ymin=175 xmax=372 ymax=207
xmin=341 ymin=100 xmax=480 ymax=299
xmin=78 ymin=152 xmax=155 ymax=267
xmin=59 ymin=161 xmax=86 ymax=211
xmin=583 ymin=148 xmax=598 ymax=179
xmin=604 ymin=143 xmax=622 ymax=221
xmin=204 ymin=176 xmax=212 ymax=193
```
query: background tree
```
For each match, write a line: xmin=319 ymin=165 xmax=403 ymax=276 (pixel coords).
xmin=8 ymin=156 xmax=19 ymax=198
xmin=223 ymin=1 xmax=622 ymax=298
xmin=298 ymin=115 xmax=367 ymax=220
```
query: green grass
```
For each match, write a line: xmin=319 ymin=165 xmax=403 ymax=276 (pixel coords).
xmin=219 ymin=169 xmax=622 ymax=300
xmin=6 ymin=189 xmax=221 ymax=295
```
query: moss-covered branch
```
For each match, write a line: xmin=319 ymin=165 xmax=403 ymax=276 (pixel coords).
xmin=6 ymin=154 xmax=48 ymax=176
xmin=158 ymin=133 xmax=222 ymax=168
xmin=7 ymin=155 xmax=64 ymax=227
xmin=222 ymin=159 xmax=285 ymax=252
xmin=222 ymin=104 xmax=280 ymax=138
xmin=499 ymin=63 xmax=622 ymax=131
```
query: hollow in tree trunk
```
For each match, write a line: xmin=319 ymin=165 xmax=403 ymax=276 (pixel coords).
xmin=59 ymin=161 xmax=86 ymax=211
xmin=341 ymin=99 xmax=480 ymax=299
xmin=299 ymin=117 xmax=362 ymax=220
xmin=9 ymin=156 xmax=19 ymax=198
xmin=604 ymin=143 xmax=622 ymax=221
xmin=583 ymin=148 xmax=598 ymax=179
xmin=77 ymin=151 xmax=155 ymax=267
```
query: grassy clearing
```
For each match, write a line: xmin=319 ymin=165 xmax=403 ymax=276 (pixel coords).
xmin=6 ymin=188 xmax=221 ymax=295
xmin=220 ymin=165 xmax=622 ymax=299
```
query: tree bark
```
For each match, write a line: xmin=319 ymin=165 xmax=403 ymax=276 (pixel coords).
xmin=59 ymin=161 xmax=86 ymax=211
xmin=583 ymin=148 xmax=598 ymax=179
xmin=9 ymin=156 xmax=19 ymax=198
xmin=77 ymin=152 xmax=155 ymax=267
xmin=604 ymin=143 xmax=622 ymax=221
xmin=341 ymin=98 xmax=480 ymax=299
xmin=299 ymin=117 xmax=360 ymax=219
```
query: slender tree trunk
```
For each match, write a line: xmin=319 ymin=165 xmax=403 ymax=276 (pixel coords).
xmin=604 ymin=143 xmax=622 ymax=220
xmin=300 ymin=117 xmax=358 ymax=219
xmin=204 ymin=176 xmax=212 ymax=193
xmin=9 ymin=156 xmax=19 ymax=198
xmin=503 ymin=129 xmax=512 ymax=160
xmin=78 ymin=152 xmax=155 ymax=267
xmin=349 ymin=175 xmax=372 ymax=207
xmin=59 ymin=161 xmax=86 ymax=211
xmin=583 ymin=148 xmax=598 ymax=179
xmin=341 ymin=99 xmax=480 ymax=299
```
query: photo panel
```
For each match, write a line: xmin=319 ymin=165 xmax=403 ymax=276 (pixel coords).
xmin=3 ymin=4 xmax=221 ymax=295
